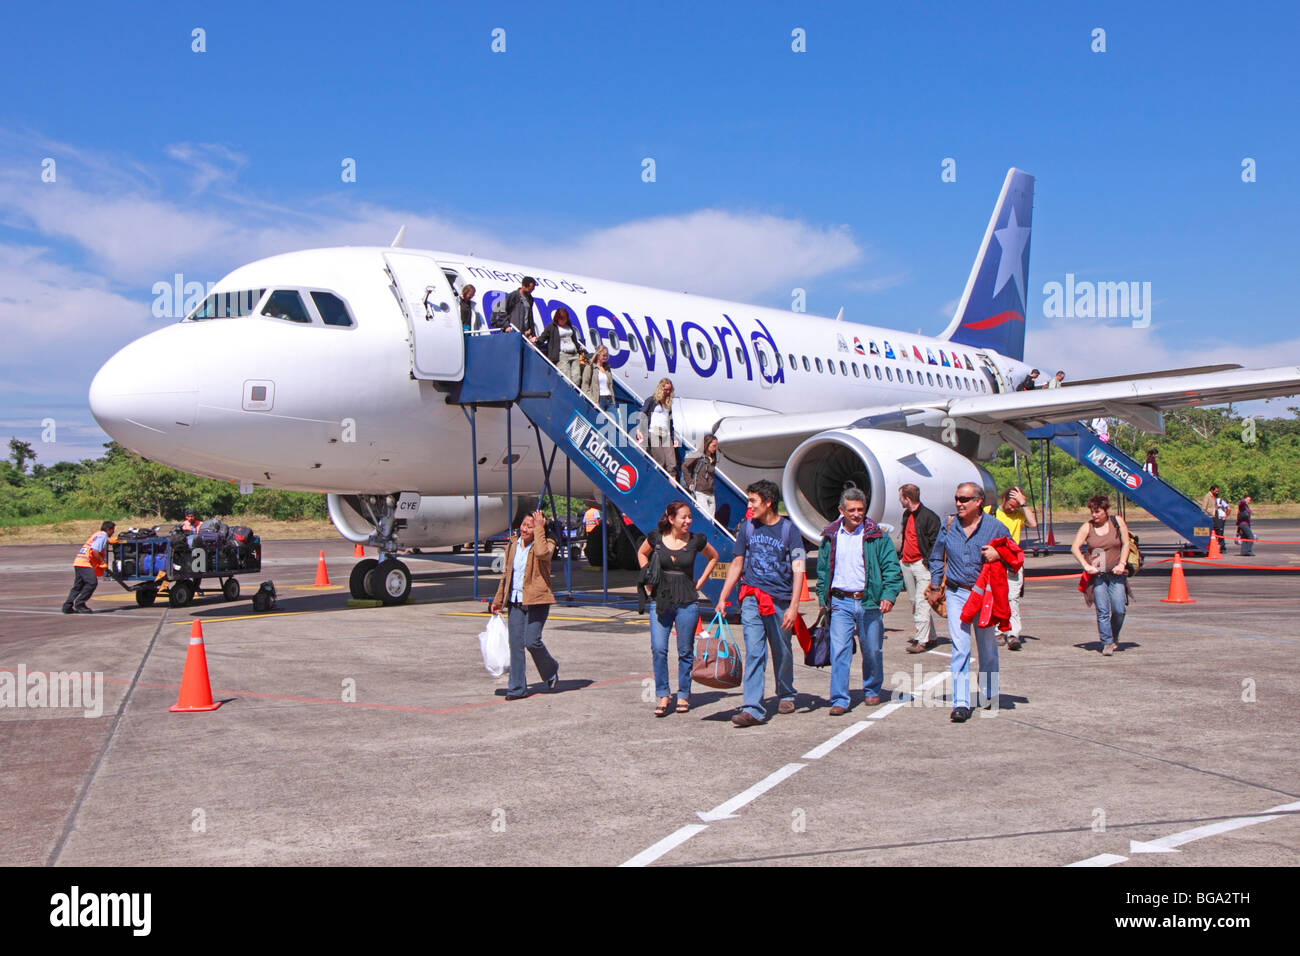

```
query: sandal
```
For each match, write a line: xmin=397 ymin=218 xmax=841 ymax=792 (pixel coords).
xmin=676 ymin=698 xmax=690 ymax=714
xmin=654 ymin=696 xmax=671 ymax=717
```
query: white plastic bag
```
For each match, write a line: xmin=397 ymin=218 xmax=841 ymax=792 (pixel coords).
xmin=478 ymin=613 xmax=510 ymax=676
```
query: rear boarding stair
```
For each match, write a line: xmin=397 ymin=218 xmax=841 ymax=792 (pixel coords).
xmin=1025 ymin=421 xmax=1213 ymax=553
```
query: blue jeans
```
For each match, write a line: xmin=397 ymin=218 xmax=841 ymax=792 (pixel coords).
xmin=740 ymin=594 xmax=795 ymax=720
xmin=828 ymin=597 xmax=883 ymax=708
xmin=598 ymin=395 xmax=615 ymax=414
xmin=507 ymin=604 xmax=556 ymax=696
xmin=944 ymin=587 xmax=999 ymax=709
xmin=649 ymin=601 xmax=699 ymax=698
xmin=1093 ymin=572 xmax=1126 ymax=647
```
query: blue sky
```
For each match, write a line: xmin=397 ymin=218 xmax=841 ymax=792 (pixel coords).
xmin=2 ymin=0 xmax=1298 ymax=462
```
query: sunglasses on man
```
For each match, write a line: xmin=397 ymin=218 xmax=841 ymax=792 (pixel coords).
xmin=954 ymin=495 xmax=978 ymax=503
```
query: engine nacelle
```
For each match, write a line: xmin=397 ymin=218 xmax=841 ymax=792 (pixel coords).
xmin=781 ymin=428 xmax=994 ymax=540
xmin=327 ymin=494 xmax=508 ymax=548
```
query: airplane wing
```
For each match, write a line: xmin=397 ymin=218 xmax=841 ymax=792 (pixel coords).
xmin=712 ymin=364 xmax=1300 ymax=465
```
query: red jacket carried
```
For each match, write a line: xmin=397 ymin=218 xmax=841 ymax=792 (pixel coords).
xmin=960 ymin=537 xmax=1024 ymax=629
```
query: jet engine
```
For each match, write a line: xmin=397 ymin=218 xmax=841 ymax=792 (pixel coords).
xmin=327 ymin=494 xmax=509 ymax=548
xmin=781 ymin=429 xmax=995 ymax=540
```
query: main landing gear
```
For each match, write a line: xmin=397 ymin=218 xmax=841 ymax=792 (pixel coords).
xmin=348 ymin=557 xmax=412 ymax=605
xmin=345 ymin=493 xmax=414 ymax=605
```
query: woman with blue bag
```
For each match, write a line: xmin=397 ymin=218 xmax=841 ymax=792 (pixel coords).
xmin=637 ymin=500 xmax=719 ymax=716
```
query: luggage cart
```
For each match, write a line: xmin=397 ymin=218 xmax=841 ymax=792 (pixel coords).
xmin=110 ymin=532 xmax=263 ymax=608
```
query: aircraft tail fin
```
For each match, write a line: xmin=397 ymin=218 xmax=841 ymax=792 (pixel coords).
xmin=938 ymin=168 xmax=1035 ymax=362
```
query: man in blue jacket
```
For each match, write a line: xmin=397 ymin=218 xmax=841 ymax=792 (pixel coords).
xmin=815 ymin=488 xmax=903 ymax=714
xmin=928 ymin=482 xmax=1004 ymax=723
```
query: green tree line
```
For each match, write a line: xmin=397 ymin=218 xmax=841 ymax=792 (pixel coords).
xmin=1 ymin=441 xmax=327 ymax=526
xmin=5 ymin=406 xmax=1300 ymax=526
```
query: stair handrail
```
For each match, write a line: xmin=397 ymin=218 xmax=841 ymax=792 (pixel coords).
xmin=516 ymin=334 xmax=737 ymax=541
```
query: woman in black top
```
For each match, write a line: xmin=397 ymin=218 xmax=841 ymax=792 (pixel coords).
xmin=637 ymin=500 xmax=719 ymax=716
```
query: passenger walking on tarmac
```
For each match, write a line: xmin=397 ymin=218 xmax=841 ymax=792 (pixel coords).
xmin=491 ymin=510 xmax=560 ymax=699
xmin=985 ymin=487 xmax=1038 ymax=650
xmin=579 ymin=345 xmax=616 ymax=414
xmin=683 ymin=434 xmax=719 ymax=520
xmin=457 ymin=283 xmax=481 ymax=332
xmin=1070 ymin=495 xmax=1131 ymax=658
xmin=927 ymin=483 xmax=1004 ymax=722
xmin=637 ymin=500 xmax=720 ymax=717
xmin=815 ymin=488 xmax=903 ymax=715
xmin=715 ymin=480 xmax=806 ymax=727
xmin=1201 ymin=484 xmax=1228 ymax=544
xmin=62 ymin=521 xmax=116 ymax=614
xmin=504 ymin=277 xmax=538 ymax=337
xmin=534 ymin=306 xmax=587 ymax=383
xmin=635 ymin=378 xmax=682 ymax=482
xmin=1237 ymin=495 xmax=1255 ymax=556
xmin=898 ymin=484 xmax=941 ymax=654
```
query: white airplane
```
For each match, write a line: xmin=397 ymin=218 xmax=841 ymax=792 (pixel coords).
xmin=89 ymin=169 xmax=1300 ymax=601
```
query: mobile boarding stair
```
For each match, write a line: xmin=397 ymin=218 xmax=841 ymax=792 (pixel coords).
xmin=444 ymin=332 xmax=748 ymax=605
xmin=1025 ymin=421 xmax=1212 ymax=553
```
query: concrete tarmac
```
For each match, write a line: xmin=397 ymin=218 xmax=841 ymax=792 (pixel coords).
xmin=2 ymin=519 xmax=1297 ymax=867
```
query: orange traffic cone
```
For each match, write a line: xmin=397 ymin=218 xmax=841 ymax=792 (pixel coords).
xmin=314 ymin=550 xmax=331 ymax=586
xmin=799 ymin=576 xmax=811 ymax=603
xmin=1160 ymin=554 xmax=1196 ymax=604
xmin=353 ymin=543 xmax=365 ymax=558
xmin=696 ymin=617 xmax=705 ymax=635
xmin=170 ymin=621 xmax=221 ymax=712
xmin=1206 ymin=534 xmax=1221 ymax=560
xmin=1046 ymin=526 xmax=1056 ymax=546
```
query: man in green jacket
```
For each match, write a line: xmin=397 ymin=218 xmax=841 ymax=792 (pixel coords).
xmin=816 ymin=488 xmax=903 ymax=714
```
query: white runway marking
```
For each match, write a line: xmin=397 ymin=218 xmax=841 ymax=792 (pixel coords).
xmin=621 ymin=669 xmax=946 ymax=865
xmin=1067 ymin=853 xmax=1128 ymax=867
xmin=1129 ymin=801 xmax=1300 ymax=853
xmin=1064 ymin=800 xmax=1300 ymax=865
xmin=802 ymin=722 xmax=872 ymax=759
xmin=0 ymin=607 xmax=139 ymax=622
xmin=697 ymin=763 xmax=805 ymax=822
xmin=926 ymin=649 xmax=952 ymax=657
xmin=619 ymin=824 xmax=709 ymax=868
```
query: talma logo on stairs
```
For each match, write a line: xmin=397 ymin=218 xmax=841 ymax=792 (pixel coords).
xmin=1087 ymin=445 xmax=1142 ymax=490
xmin=566 ymin=412 xmax=639 ymax=493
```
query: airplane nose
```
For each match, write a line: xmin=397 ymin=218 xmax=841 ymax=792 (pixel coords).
xmin=89 ymin=333 xmax=199 ymax=448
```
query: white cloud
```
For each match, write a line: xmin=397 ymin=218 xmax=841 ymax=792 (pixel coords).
xmin=165 ymin=142 xmax=249 ymax=192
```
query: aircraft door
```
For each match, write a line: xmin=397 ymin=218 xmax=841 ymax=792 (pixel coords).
xmin=383 ymin=251 xmax=464 ymax=381
xmin=975 ymin=352 xmax=1008 ymax=393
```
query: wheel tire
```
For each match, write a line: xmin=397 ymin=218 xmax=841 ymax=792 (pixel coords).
xmin=482 ymin=541 xmax=493 ymax=553
xmin=349 ymin=558 xmax=378 ymax=599
xmin=135 ymin=587 xmax=157 ymax=608
xmin=365 ymin=559 xmax=411 ymax=606
xmin=451 ymin=544 xmax=462 ymax=554
xmin=168 ymin=581 xmax=193 ymax=608
xmin=222 ymin=578 xmax=240 ymax=602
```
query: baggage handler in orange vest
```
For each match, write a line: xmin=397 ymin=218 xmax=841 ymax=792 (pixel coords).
xmin=63 ymin=521 xmax=116 ymax=614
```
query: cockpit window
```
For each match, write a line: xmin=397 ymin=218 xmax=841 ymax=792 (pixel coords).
xmin=262 ymin=290 xmax=312 ymax=324
xmin=310 ymin=291 xmax=354 ymax=327
xmin=187 ymin=289 xmax=265 ymax=320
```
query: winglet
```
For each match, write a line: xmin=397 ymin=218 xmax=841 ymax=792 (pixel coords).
xmin=390 ymin=225 xmax=406 ymax=248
